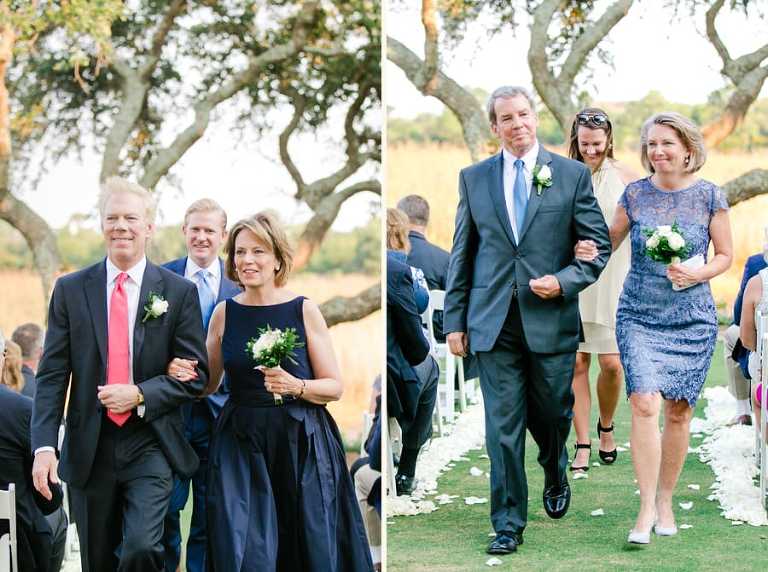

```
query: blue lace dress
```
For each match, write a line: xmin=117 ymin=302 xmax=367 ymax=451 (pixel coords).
xmin=615 ymin=178 xmax=729 ymax=406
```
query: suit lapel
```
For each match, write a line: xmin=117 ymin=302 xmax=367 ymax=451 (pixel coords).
xmin=133 ymin=261 xmax=164 ymax=382
xmin=487 ymin=153 xmax=518 ymax=248
xmin=518 ymin=146 xmax=553 ymax=242
xmin=84 ymin=260 xmax=108 ymax=368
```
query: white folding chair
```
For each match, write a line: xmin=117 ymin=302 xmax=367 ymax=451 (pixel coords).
xmin=0 ymin=484 xmax=18 ymax=572
xmin=756 ymin=310 xmax=768 ymax=512
xmin=385 ymin=418 xmax=402 ymax=498
xmin=424 ymin=290 xmax=456 ymax=424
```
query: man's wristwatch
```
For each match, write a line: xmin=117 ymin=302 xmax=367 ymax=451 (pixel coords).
xmin=136 ymin=387 xmax=145 ymax=407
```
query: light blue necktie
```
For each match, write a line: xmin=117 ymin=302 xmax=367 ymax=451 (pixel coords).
xmin=195 ymin=270 xmax=216 ymax=332
xmin=513 ymin=158 xmax=528 ymax=238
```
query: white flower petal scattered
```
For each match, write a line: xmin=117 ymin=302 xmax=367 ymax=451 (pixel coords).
xmin=590 ymin=509 xmax=605 ymax=517
xmin=679 ymin=502 xmax=693 ymax=510
xmin=469 ymin=467 xmax=484 ymax=476
xmin=592 ymin=462 xmax=600 ymax=467
xmin=486 ymin=557 xmax=503 ymax=567
xmin=732 ymin=521 xmax=744 ymax=526
xmin=573 ymin=472 xmax=588 ymax=480
xmin=680 ymin=524 xmax=693 ymax=530
xmin=634 ymin=489 xmax=640 ymax=495
xmin=687 ymin=484 xmax=701 ymax=491
xmin=465 ymin=497 xmax=488 ymax=505
xmin=616 ymin=446 xmax=628 ymax=452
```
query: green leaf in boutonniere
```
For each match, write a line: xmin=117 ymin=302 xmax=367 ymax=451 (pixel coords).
xmin=142 ymin=292 xmax=169 ymax=323
xmin=532 ymin=164 xmax=553 ymax=196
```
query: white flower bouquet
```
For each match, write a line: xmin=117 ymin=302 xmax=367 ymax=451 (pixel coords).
xmin=642 ymin=222 xmax=690 ymax=265
xmin=245 ymin=325 xmax=304 ymax=404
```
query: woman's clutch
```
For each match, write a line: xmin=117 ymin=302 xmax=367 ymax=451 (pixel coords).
xmin=672 ymin=254 xmax=705 ymax=291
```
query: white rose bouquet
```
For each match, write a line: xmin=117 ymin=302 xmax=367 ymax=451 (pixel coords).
xmin=642 ymin=222 xmax=690 ymax=265
xmin=246 ymin=325 xmax=304 ymax=404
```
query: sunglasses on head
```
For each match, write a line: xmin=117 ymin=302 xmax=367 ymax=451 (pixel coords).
xmin=576 ymin=113 xmax=609 ymax=127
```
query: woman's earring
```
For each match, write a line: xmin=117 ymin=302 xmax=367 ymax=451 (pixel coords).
xmin=684 ymin=155 xmax=690 ymax=165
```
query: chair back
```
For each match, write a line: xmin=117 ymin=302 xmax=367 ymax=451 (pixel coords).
xmin=0 ymin=484 xmax=18 ymax=572
xmin=757 ymin=310 xmax=768 ymax=512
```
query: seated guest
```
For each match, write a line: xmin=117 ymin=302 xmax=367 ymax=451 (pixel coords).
xmin=1 ymin=340 xmax=25 ymax=393
xmin=351 ymin=377 xmax=382 ymax=571
xmin=387 ymin=246 xmax=435 ymax=496
xmin=740 ymin=264 xmax=768 ymax=429
xmin=387 ymin=208 xmax=429 ymax=314
xmin=397 ymin=194 xmax=450 ymax=338
xmin=727 ymin=240 xmax=768 ymax=424
xmin=12 ymin=323 xmax=44 ymax=399
xmin=0 ymin=329 xmax=67 ymax=572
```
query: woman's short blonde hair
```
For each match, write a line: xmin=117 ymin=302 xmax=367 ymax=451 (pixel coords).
xmin=225 ymin=211 xmax=294 ymax=287
xmin=98 ymin=177 xmax=157 ymax=222
xmin=1 ymin=340 xmax=25 ymax=394
xmin=387 ymin=208 xmax=411 ymax=253
xmin=640 ymin=112 xmax=707 ymax=174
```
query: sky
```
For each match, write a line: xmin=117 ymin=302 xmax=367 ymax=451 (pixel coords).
xmin=385 ymin=1 xmax=768 ymax=118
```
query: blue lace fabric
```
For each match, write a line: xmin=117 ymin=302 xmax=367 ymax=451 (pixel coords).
xmin=615 ymin=177 xmax=729 ymax=406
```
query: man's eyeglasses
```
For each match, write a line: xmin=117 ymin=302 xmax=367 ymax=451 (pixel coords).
xmin=576 ymin=113 xmax=609 ymax=127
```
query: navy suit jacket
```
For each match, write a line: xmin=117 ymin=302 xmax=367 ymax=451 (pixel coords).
xmin=407 ymin=231 xmax=450 ymax=291
xmin=387 ymin=256 xmax=430 ymax=423
xmin=445 ymin=147 xmax=610 ymax=353
xmin=163 ymin=257 xmax=241 ymax=418
xmin=733 ymin=253 xmax=768 ymax=325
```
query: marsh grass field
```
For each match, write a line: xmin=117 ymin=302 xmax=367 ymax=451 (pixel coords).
xmin=387 ymin=142 xmax=768 ymax=312
xmin=0 ymin=269 xmax=381 ymax=442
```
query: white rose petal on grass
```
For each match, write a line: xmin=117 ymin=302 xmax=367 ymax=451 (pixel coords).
xmin=592 ymin=462 xmax=600 ymax=467
xmin=573 ymin=472 xmax=588 ymax=480
xmin=679 ymin=502 xmax=694 ymax=510
xmin=465 ymin=497 xmax=488 ymax=505
xmin=479 ymin=454 xmax=490 ymax=459
xmin=680 ymin=524 xmax=693 ymax=530
xmin=590 ymin=509 xmax=605 ymax=517
xmin=469 ymin=466 xmax=484 ymax=476
xmin=616 ymin=446 xmax=628 ymax=452
xmin=687 ymin=484 xmax=701 ymax=491
xmin=634 ymin=490 xmax=640 ymax=495
xmin=732 ymin=521 xmax=744 ymax=526
xmin=486 ymin=557 xmax=503 ymax=567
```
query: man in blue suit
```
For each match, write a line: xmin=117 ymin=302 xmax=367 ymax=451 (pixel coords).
xmin=162 ymin=199 xmax=240 ymax=572
xmin=444 ymin=86 xmax=610 ymax=555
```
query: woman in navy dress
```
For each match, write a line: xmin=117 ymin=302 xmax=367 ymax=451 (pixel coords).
xmin=172 ymin=212 xmax=372 ymax=571
xmin=608 ymin=113 xmax=732 ymax=544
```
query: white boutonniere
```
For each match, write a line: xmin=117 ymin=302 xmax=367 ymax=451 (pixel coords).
xmin=142 ymin=292 xmax=169 ymax=323
xmin=532 ymin=164 xmax=553 ymax=196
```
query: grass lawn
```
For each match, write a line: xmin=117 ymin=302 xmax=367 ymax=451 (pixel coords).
xmin=386 ymin=343 xmax=768 ymax=571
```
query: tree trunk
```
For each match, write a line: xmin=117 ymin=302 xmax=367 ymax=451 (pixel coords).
xmin=319 ymin=284 xmax=380 ymax=328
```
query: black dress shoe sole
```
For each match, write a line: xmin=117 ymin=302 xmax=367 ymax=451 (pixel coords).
xmin=486 ymin=543 xmax=518 ymax=555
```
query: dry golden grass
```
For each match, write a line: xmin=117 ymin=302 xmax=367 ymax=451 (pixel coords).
xmin=387 ymin=142 xmax=768 ymax=313
xmin=0 ymin=269 xmax=381 ymax=443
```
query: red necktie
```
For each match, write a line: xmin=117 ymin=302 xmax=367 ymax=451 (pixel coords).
xmin=107 ymin=272 xmax=131 ymax=426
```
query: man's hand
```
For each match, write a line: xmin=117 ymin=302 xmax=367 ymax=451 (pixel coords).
xmin=447 ymin=332 xmax=468 ymax=357
xmin=529 ymin=275 xmax=562 ymax=299
xmin=574 ymin=240 xmax=598 ymax=261
xmin=32 ymin=451 xmax=59 ymax=501
xmin=97 ymin=384 xmax=140 ymax=414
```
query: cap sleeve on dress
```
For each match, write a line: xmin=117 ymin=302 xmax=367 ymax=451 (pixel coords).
xmin=709 ymin=184 xmax=729 ymax=216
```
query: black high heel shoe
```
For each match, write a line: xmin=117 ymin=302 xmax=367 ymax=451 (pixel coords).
xmin=569 ymin=443 xmax=591 ymax=472
xmin=597 ymin=420 xmax=618 ymax=464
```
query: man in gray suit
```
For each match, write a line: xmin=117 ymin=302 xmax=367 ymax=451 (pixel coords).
xmin=444 ymin=86 xmax=610 ymax=555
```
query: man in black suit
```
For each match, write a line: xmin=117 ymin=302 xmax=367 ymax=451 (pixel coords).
xmin=445 ymin=86 xmax=609 ymax=554
xmin=31 ymin=177 xmax=208 ymax=572
xmin=12 ymin=323 xmax=44 ymax=399
xmin=162 ymin=199 xmax=240 ymax=572
xmin=386 ymin=252 xmax=435 ymax=496
xmin=0 ymin=330 xmax=66 ymax=572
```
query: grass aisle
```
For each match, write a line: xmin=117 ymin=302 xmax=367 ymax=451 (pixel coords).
xmin=387 ymin=343 xmax=768 ymax=571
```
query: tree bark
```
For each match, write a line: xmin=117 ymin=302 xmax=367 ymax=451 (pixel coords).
xmin=723 ymin=169 xmax=768 ymax=206
xmin=319 ymin=283 xmax=380 ymax=328
xmin=702 ymin=0 xmax=768 ymax=148
xmin=528 ymin=0 xmax=634 ymax=131
xmin=387 ymin=36 xmax=488 ymax=162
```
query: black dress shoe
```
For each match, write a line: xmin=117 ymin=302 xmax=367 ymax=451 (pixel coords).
xmin=543 ymin=483 xmax=571 ymax=519
xmin=395 ymin=474 xmax=415 ymax=496
xmin=486 ymin=532 xmax=523 ymax=555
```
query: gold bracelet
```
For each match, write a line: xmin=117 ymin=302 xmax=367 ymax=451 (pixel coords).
xmin=299 ymin=379 xmax=307 ymax=398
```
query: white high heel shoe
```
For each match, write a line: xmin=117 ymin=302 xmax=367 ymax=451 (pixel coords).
xmin=627 ymin=529 xmax=651 ymax=544
xmin=653 ymin=522 xmax=678 ymax=536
